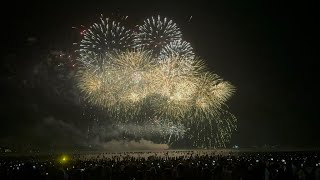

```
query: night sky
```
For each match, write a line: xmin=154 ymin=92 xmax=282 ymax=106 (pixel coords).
xmin=1 ymin=1 xmax=319 ymax=150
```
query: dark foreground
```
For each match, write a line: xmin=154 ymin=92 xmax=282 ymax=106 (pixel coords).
xmin=1 ymin=150 xmax=320 ymax=180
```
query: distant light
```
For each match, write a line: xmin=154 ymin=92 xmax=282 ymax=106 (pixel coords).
xmin=60 ymin=155 xmax=69 ymax=164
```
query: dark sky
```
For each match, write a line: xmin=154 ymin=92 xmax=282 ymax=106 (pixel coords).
xmin=1 ymin=1 xmax=319 ymax=149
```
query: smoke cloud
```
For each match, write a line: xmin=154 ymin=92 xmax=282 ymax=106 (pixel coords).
xmin=35 ymin=116 xmax=87 ymax=147
xmin=101 ymin=139 xmax=169 ymax=151
xmin=36 ymin=116 xmax=169 ymax=151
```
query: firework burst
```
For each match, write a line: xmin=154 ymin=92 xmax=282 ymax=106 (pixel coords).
xmin=106 ymin=50 xmax=155 ymax=108
xmin=75 ymin=15 xmax=237 ymax=148
xmin=77 ymin=50 xmax=156 ymax=117
xmin=77 ymin=15 xmax=135 ymax=67
xmin=159 ymin=40 xmax=195 ymax=60
xmin=134 ymin=15 xmax=182 ymax=55
xmin=193 ymin=73 xmax=236 ymax=119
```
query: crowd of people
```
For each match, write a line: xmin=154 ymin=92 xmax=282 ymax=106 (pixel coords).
xmin=1 ymin=150 xmax=320 ymax=180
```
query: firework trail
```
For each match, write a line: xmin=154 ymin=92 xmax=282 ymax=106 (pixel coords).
xmin=114 ymin=116 xmax=189 ymax=144
xmin=186 ymin=110 xmax=237 ymax=148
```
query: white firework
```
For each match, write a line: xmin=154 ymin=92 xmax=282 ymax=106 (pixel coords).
xmin=159 ymin=40 xmax=195 ymax=60
xmin=134 ymin=15 xmax=182 ymax=55
xmin=151 ymin=116 xmax=189 ymax=143
xmin=78 ymin=15 xmax=134 ymax=65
